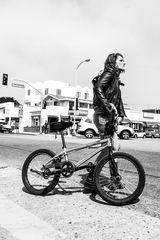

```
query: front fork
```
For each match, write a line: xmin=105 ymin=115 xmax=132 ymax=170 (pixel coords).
xmin=108 ymin=149 xmax=121 ymax=181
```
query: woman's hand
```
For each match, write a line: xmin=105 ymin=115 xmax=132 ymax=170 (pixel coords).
xmin=118 ymin=116 xmax=123 ymax=124
xmin=108 ymin=103 xmax=118 ymax=115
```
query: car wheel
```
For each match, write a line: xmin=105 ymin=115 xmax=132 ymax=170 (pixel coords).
xmin=84 ymin=129 xmax=94 ymax=139
xmin=120 ymin=130 xmax=130 ymax=140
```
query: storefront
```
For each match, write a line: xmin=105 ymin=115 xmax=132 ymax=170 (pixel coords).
xmin=30 ymin=111 xmax=41 ymax=126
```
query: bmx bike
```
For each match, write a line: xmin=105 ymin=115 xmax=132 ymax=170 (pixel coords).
xmin=22 ymin=121 xmax=145 ymax=206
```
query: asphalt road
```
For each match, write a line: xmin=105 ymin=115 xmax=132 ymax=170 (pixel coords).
xmin=1 ymin=133 xmax=160 ymax=177
xmin=0 ymin=133 xmax=160 ymax=239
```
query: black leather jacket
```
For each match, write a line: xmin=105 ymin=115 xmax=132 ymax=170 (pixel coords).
xmin=93 ymin=68 xmax=126 ymax=118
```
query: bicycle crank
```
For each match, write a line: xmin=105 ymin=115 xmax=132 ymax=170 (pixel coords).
xmin=61 ymin=161 xmax=75 ymax=178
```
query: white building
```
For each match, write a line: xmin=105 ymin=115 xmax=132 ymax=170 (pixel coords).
xmin=0 ymin=102 xmax=21 ymax=130
xmin=22 ymin=80 xmax=93 ymax=133
xmin=0 ymin=74 xmax=25 ymax=131
xmin=25 ymin=80 xmax=93 ymax=105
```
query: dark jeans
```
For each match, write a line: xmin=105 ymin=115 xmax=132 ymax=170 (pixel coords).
xmin=93 ymin=112 xmax=114 ymax=139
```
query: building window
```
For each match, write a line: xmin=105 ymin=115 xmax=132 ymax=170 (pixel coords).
xmin=35 ymin=118 xmax=39 ymax=126
xmin=84 ymin=93 xmax=89 ymax=100
xmin=79 ymin=102 xmax=88 ymax=108
xmin=27 ymin=89 xmax=31 ymax=96
xmin=56 ymin=89 xmax=62 ymax=96
xmin=54 ymin=101 xmax=66 ymax=107
xmin=45 ymin=88 xmax=49 ymax=95
xmin=33 ymin=116 xmax=39 ymax=126
xmin=26 ymin=102 xmax=31 ymax=106
xmin=47 ymin=98 xmax=54 ymax=106
xmin=0 ymin=108 xmax=5 ymax=114
xmin=54 ymin=102 xmax=60 ymax=106
xmin=89 ymin=104 xmax=93 ymax=109
xmin=69 ymin=101 xmax=74 ymax=110
xmin=76 ymin=92 xmax=81 ymax=98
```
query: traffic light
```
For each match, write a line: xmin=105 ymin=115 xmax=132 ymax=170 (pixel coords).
xmin=76 ymin=98 xmax=79 ymax=110
xmin=2 ymin=73 xmax=8 ymax=85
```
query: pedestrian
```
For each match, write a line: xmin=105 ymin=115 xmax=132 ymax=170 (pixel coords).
xmin=84 ymin=52 xmax=126 ymax=193
xmin=44 ymin=121 xmax=49 ymax=134
xmin=42 ymin=124 xmax=45 ymax=134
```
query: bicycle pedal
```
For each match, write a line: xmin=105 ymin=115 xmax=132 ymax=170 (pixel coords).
xmin=86 ymin=162 xmax=95 ymax=172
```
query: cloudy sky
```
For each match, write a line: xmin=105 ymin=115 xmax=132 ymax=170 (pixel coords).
xmin=0 ymin=0 xmax=160 ymax=109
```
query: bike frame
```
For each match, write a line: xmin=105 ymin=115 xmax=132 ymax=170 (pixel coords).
xmin=46 ymin=131 xmax=113 ymax=171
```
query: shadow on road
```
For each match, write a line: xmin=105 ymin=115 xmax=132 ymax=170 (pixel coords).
xmin=22 ymin=171 xmax=140 ymax=206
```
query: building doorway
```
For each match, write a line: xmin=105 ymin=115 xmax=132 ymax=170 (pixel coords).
xmin=48 ymin=116 xmax=58 ymax=132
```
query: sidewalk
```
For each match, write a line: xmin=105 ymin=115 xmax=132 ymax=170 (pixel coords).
xmin=0 ymin=165 xmax=160 ymax=239
xmin=15 ymin=132 xmax=93 ymax=144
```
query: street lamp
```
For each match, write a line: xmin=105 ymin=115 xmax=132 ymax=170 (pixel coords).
xmin=72 ymin=59 xmax=90 ymax=136
xmin=13 ymin=79 xmax=44 ymax=134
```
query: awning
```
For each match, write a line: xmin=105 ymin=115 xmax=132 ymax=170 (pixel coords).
xmin=130 ymin=121 xmax=146 ymax=127
xmin=30 ymin=111 xmax=41 ymax=116
xmin=144 ymin=121 xmax=160 ymax=127
xmin=155 ymin=124 xmax=160 ymax=127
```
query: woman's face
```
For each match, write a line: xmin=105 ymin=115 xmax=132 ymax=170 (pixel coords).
xmin=115 ymin=55 xmax=126 ymax=71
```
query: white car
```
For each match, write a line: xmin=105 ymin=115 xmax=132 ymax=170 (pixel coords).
xmin=77 ymin=117 xmax=134 ymax=140
xmin=134 ymin=131 xmax=146 ymax=138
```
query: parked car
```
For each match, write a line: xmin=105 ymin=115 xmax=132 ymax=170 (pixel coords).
xmin=145 ymin=129 xmax=160 ymax=138
xmin=134 ymin=130 xmax=146 ymax=138
xmin=0 ymin=123 xmax=12 ymax=133
xmin=77 ymin=117 xmax=134 ymax=139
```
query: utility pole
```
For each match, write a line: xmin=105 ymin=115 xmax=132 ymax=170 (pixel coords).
xmin=72 ymin=59 xmax=90 ymax=136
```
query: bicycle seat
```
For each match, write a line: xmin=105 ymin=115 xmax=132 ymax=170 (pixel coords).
xmin=51 ymin=121 xmax=73 ymax=132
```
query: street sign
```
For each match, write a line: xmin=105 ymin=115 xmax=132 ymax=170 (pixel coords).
xmin=12 ymin=83 xmax=25 ymax=88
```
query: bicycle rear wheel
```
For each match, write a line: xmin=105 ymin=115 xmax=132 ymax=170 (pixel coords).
xmin=94 ymin=152 xmax=145 ymax=206
xmin=22 ymin=149 xmax=60 ymax=195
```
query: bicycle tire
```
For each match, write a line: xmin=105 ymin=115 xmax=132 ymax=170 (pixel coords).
xmin=94 ymin=152 xmax=145 ymax=206
xmin=22 ymin=149 xmax=60 ymax=195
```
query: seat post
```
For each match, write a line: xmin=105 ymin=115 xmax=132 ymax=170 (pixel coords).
xmin=60 ymin=131 xmax=67 ymax=149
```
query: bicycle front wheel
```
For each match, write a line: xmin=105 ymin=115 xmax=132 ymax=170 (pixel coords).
xmin=22 ymin=149 xmax=60 ymax=195
xmin=94 ymin=152 xmax=145 ymax=206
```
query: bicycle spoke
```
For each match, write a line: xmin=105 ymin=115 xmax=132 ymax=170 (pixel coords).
xmin=22 ymin=149 xmax=60 ymax=195
xmin=27 ymin=155 xmax=51 ymax=189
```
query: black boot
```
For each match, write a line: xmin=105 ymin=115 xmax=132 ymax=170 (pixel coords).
xmin=83 ymin=165 xmax=97 ymax=193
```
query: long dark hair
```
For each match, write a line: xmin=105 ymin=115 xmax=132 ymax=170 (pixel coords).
xmin=104 ymin=53 xmax=124 ymax=72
